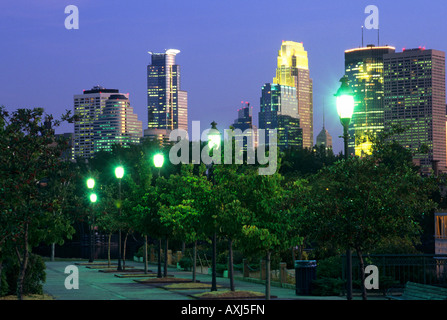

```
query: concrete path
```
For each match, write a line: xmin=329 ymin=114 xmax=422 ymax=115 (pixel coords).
xmin=43 ymin=259 xmax=347 ymax=300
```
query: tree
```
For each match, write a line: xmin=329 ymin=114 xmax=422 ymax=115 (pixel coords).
xmin=0 ymin=107 xmax=77 ymax=299
xmin=236 ymin=167 xmax=303 ymax=300
xmin=300 ymin=156 xmax=437 ymax=300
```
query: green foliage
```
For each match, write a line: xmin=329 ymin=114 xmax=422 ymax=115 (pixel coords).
xmin=2 ymin=254 xmax=46 ymax=296
xmin=311 ymin=277 xmax=345 ymax=296
xmin=178 ymin=257 xmax=193 ymax=270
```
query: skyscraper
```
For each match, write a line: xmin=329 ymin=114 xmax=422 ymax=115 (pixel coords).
xmin=94 ymin=94 xmax=143 ymax=153
xmin=146 ymin=49 xmax=188 ymax=142
xmin=383 ymin=48 xmax=446 ymax=173
xmin=231 ymin=102 xmax=257 ymax=151
xmin=273 ymin=41 xmax=313 ymax=149
xmin=316 ymin=108 xmax=332 ymax=150
xmin=259 ymin=83 xmax=302 ymax=150
xmin=74 ymin=85 xmax=120 ymax=159
xmin=344 ymin=45 xmax=396 ymax=156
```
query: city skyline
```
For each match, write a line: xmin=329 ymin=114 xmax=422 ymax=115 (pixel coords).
xmin=1 ymin=1 xmax=447 ymax=154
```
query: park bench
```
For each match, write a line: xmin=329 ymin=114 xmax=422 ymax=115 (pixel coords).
xmin=386 ymin=281 xmax=447 ymax=300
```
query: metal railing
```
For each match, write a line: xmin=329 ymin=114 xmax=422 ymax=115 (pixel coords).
xmin=341 ymin=254 xmax=447 ymax=288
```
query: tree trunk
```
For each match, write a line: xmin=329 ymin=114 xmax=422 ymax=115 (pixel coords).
xmin=211 ymin=233 xmax=217 ymax=291
xmin=107 ymin=233 xmax=112 ymax=267
xmin=17 ymin=222 xmax=29 ymax=300
xmin=164 ymin=237 xmax=168 ymax=277
xmin=265 ymin=251 xmax=271 ymax=300
xmin=51 ymin=243 xmax=55 ymax=262
xmin=192 ymin=240 xmax=197 ymax=282
xmin=228 ymin=238 xmax=235 ymax=291
xmin=356 ymin=249 xmax=368 ymax=300
xmin=144 ymin=235 xmax=148 ymax=274
xmin=123 ymin=232 xmax=129 ymax=271
xmin=157 ymin=238 xmax=162 ymax=278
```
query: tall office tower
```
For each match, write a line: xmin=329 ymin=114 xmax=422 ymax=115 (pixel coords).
xmin=74 ymin=86 xmax=120 ymax=159
xmin=273 ymin=41 xmax=313 ymax=149
xmin=232 ymin=102 xmax=258 ymax=151
xmin=384 ymin=48 xmax=446 ymax=173
xmin=316 ymin=110 xmax=332 ymax=150
xmin=259 ymin=83 xmax=302 ymax=150
xmin=146 ymin=49 xmax=188 ymax=143
xmin=344 ymin=45 xmax=396 ymax=156
xmin=94 ymin=94 xmax=143 ymax=153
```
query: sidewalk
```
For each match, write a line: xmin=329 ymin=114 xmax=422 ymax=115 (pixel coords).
xmin=42 ymin=259 xmax=356 ymax=300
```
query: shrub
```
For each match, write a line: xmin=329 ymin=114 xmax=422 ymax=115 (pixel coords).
xmin=311 ymin=277 xmax=345 ymax=296
xmin=4 ymin=253 xmax=46 ymax=296
xmin=178 ymin=257 xmax=192 ymax=270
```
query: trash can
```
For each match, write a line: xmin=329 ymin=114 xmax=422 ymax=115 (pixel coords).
xmin=295 ymin=260 xmax=317 ymax=295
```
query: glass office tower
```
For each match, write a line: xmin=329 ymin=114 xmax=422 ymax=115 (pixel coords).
xmin=384 ymin=48 xmax=446 ymax=173
xmin=344 ymin=45 xmax=396 ymax=156
xmin=259 ymin=83 xmax=302 ymax=150
xmin=147 ymin=49 xmax=188 ymax=142
xmin=273 ymin=41 xmax=313 ymax=149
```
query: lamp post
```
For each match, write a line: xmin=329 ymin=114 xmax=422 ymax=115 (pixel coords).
xmin=206 ymin=121 xmax=221 ymax=292
xmin=334 ymin=75 xmax=355 ymax=300
xmin=153 ymin=153 xmax=165 ymax=278
xmin=115 ymin=166 xmax=124 ymax=271
xmin=87 ymin=178 xmax=96 ymax=263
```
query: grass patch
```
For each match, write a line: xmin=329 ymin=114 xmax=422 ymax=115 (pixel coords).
xmin=134 ymin=277 xmax=190 ymax=284
xmin=193 ymin=290 xmax=264 ymax=299
xmin=164 ymin=282 xmax=221 ymax=290
xmin=0 ymin=294 xmax=54 ymax=300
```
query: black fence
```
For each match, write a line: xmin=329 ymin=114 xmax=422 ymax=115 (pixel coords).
xmin=341 ymin=254 xmax=447 ymax=290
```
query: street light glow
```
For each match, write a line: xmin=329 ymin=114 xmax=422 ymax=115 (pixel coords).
xmin=153 ymin=153 xmax=165 ymax=168
xmin=87 ymin=178 xmax=95 ymax=189
xmin=115 ymin=166 xmax=124 ymax=179
xmin=90 ymin=193 xmax=97 ymax=203
xmin=334 ymin=75 xmax=355 ymax=123
xmin=207 ymin=121 xmax=221 ymax=150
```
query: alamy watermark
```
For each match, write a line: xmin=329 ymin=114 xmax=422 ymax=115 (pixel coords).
xmin=64 ymin=265 xmax=79 ymax=289
xmin=168 ymin=121 xmax=278 ymax=175
xmin=64 ymin=5 xmax=79 ymax=30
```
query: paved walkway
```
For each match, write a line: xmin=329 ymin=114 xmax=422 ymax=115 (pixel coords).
xmin=43 ymin=259 xmax=351 ymax=300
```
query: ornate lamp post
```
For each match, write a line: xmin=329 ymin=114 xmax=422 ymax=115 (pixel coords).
xmin=87 ymin=178 xmax=96 ymax=263
xmin=153 ymin=153 xmax=165 ymax=278
xmin=115 ymin=166 xmax=124 ymax=271
xmin=206 ymin=121 xmax=221 ymax=292
xmin=334 ymin=75 xmax=355 ymax=300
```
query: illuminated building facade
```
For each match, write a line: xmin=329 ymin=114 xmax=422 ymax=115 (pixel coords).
xmin=383 ymin=48 xmax=446 ymax=173
xmin=344 ymin=45 xmax=396 ymax=156
xmin=259 ymin=83 xmax=302 ymax=150
xmin=273 ymin=41 xmax=313 ymax=149
xmin=147 ymin=49 xmax=188 ymax=142
xmin=94 ymin=94 xmax=143 ymax=153
xmin=74 ymin=86 xmax=120 ymax=159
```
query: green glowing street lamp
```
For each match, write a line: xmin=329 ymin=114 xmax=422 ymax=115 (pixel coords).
xmin=115 ymin=165 xmax=124 ymax=271
xmin=87 ymin=178 xmax=95 ymax=189
xmin=207 ymin=121 xmax=221 ymax=151
xmin=87 ymin=178 xmax=97 ymax=263
xmin=334 ymin=75 xmax=355 ymax=161
xmin=334 ymin=75 xmax=355 ymax=301
xmin=153 ymin=153 xmax=165 ymax=169
xmin=206 ymin=121 xmax=221 ymax=292
xmin=115 ymin=166 xmax=124 ymax=179
xmin=89 ymin=193 xmax=97 ymax=203
xmin=152 ymin=153 xmax=165 ymax=278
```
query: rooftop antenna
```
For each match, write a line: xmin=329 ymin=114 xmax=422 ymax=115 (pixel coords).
xmin=322 ymin=99 xmax=326 ymax=130
xmin=362 ymin=26 xmax=364 ymax=47
xmin=378 ymin=27 xmax=380 ymax=46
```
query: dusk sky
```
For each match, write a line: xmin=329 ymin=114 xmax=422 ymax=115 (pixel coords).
xmin=1 ymin=0 xmax=446 ymax=154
